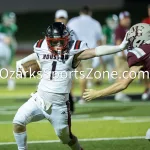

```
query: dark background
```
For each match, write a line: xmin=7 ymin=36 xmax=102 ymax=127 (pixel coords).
xmin=0 ymin=0 xmax=149 ymax=42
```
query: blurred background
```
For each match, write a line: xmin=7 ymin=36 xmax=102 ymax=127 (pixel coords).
xmin=0 ymin=0 xmax=150 ymax=149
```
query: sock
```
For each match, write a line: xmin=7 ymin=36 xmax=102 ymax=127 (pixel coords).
xmin=146 ymin=129 xmax=150 ymax=139
xmin=8 ymin=79 xmax=15 ymax=90
xmin=69 ymin=136 xmax=82 ymax=150
xmin=13 ymin=131 xmax=27 ymax=150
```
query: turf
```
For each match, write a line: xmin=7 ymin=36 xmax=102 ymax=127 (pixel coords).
xmin=0 ymin=58 xmax=150 ymax=149
xmin=0 ymin=139 xmax=150 ymax=150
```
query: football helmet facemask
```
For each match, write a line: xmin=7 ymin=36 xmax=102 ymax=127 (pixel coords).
xmin=45 ymin=22 xmax=71 ymax=55
xmin=127 ymin=23 xmax=150 ymax=49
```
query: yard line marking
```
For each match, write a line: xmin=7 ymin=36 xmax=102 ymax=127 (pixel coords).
xmin=1 ymin=102 xmax=150 ymax=110
xmin=0 ymin=136 xmax=145 ymax=145
xmin=0 ymin=116 xmax=150 ymax=124
xmin=0 ymin=111 xmax=16 ymax=115
xmin=120 ymin=119 xmax=150 ymax=123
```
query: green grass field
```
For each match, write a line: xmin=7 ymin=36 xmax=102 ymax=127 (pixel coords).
xmin=0 ymin=57 xmax=150 ymax=150
xmin=0 ymin=77 xmax=150 ymax=150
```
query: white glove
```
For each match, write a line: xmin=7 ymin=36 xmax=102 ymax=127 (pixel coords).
xmin=16 ymin=61 xmax=26 ymax=78
xmin=119 ymin=31 xmax=129 ymax=50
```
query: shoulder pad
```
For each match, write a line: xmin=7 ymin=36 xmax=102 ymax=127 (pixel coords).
xmin=35 ymin=39 xmax=44 ymax=48
xmin=74 ymin=40 xmax=82 ymax=49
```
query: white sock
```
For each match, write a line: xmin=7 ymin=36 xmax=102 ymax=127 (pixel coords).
xmin=8 ymin=79 xmax=16 ymax=90
xmin=13 ymin=131 xmax=27 ymax=150
xmin=146 ymin=129 xmax=150 ymax=139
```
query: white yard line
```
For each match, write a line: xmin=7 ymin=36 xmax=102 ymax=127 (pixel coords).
xmin=0 ymin=136 xmax=145 ymax=145
xmin=0 ymin=102 xmax=150 ymax=110
xmin=120 ymin=119 xmax=150 ymax=123
xmin=0 ymin=116 xmax=150 ymax=124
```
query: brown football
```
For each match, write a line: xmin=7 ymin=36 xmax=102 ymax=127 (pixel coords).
xmin=21 ymin=60 xmax=41 ymax=77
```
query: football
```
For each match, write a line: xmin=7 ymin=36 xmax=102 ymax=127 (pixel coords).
xmin=21 ymin=60 xmax=41 ymax=77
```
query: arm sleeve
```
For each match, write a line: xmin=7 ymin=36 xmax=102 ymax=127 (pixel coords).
xmin=95 ymin=45 xmax=122 ymax=56
xmin=69 ymin=41 xmax=89 ymax=55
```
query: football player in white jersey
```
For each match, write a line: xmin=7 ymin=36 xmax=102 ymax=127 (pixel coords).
xmin=13 ymin=22 xmax=128 ymax=150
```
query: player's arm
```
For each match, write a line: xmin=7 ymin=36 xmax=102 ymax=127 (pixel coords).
xmin=83 ymin=65 xmax=143 ymax=101
xmin=16 ymin=53 xmax=39 ymax=74
xmin=116 ymin=38 xmax=127 ymax=59
xmin=76 ymin=36 xmax=128 ymax=60
xmin=16 ymin=53 xmax=38 ymax=66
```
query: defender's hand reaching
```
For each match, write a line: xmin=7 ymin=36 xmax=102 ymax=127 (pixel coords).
xmin=119 ymin=31 xmax=129 ymax=50
xmin=83 ymin=89 xmax=100 ymax=101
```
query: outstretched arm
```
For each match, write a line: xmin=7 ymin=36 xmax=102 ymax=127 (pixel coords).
xmin=83 ymin=65 xmax=143 ymax=101
xmin=77 ymin=32 xmax=128 ymax=60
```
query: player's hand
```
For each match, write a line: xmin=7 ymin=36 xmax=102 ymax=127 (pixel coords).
xmin=83 ymin=89 xmax=99 ymax=101
xmin=119 ymin=31 xmax=129 ymax=50
xmin=16 ymin=61 xmax=22 ymax=72
xmin=16 ymin=61 xmax=25 ymax=77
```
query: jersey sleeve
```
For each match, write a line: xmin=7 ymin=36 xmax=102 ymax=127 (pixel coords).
xmin=127 ymin=46 xmax=148 ymax=67
xmin=127 ymin=52 xmax=140 ymax=67
xmin=80 ymin=41 xmax=89 ymax=50
xmin=33 ymin=39 xmax=45 ymax=53
xmin=69 ymin=40 xmax=89 ymax=55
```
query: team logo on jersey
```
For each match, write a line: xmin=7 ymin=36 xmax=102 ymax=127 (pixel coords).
xmin=42 ymin=54 xmax=69 ymax=61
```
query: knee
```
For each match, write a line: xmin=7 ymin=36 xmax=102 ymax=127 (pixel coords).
xmin=13 ymin=123 xmax=26 ymax=133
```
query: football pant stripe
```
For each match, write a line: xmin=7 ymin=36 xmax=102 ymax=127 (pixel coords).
xmin=66 ymin=101 xmax=73 ymax=139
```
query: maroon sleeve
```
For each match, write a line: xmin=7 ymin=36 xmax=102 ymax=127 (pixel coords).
xmin=127 ymin=44 xmax=150 ymax=68
xmin=127 ymin=52 xmax=140 ymax=68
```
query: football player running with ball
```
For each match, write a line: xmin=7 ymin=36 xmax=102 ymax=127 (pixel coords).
xmin=13 ymin=22 xmax=128 ymax=150
xmin=83 ymin=23 xmax=150 ymax=140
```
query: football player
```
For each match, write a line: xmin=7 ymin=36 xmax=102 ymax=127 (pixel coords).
xmin=0 ymin=12 xmax=18 ymax=90
xmin=13 ymin=22 xmax=128 ymax=150
xmin=83 ymin=23 xmax=150 ymax=140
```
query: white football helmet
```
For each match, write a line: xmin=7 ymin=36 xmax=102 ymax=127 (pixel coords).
xmin=127 ymin=23 xmax=150 ymax=49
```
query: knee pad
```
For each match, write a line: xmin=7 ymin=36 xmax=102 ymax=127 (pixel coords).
xmin=13 ymin=123 xmax=26 ymax=133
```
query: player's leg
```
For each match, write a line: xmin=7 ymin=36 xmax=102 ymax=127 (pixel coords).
xmin=49 ymin=100 xmax=83 ymax=150
xmin=146 ymin=129 xmax=150 ymax=141
xmin=7 ymin=47 xmax=16 ymax=90
xmin=13 ymin=93 xmax=45 ymax=150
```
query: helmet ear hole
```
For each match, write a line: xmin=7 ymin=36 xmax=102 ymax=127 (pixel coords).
xmin=136 ymin=40 xmax=141 ymax=44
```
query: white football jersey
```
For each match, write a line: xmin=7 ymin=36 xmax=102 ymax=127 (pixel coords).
xmin=33 ymin=39 xmax=88 ymax=93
